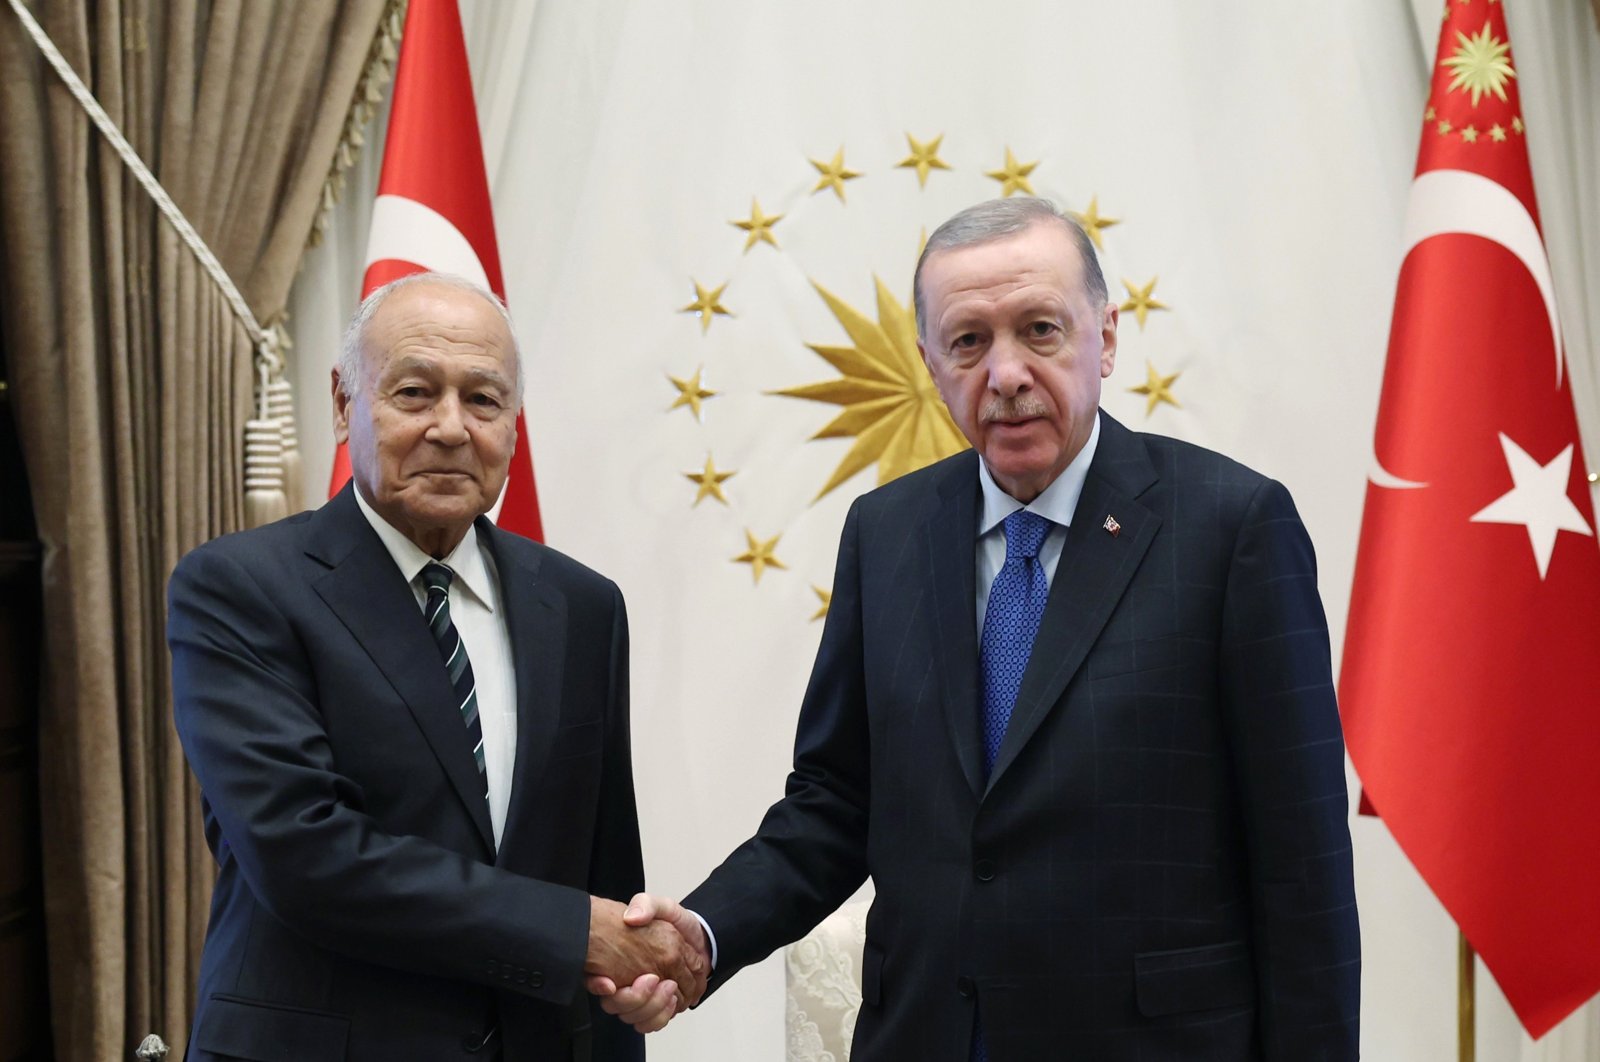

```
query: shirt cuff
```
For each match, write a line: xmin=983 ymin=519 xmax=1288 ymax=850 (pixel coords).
xmin=688 ymin=909 xmax=718 ymax=970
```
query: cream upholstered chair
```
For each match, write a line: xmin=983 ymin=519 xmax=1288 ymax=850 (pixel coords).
xmin=784 ymin=900 xmax=870 ymax=1062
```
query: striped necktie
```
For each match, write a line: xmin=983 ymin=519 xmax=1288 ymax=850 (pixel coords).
xmin=421 ymin=562 xmax=487 ymax=797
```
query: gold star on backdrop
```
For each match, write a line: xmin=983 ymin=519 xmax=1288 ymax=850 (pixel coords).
xmin=1461 ymin=125 xmax=1480 ymax=143
xmin=1488 ymin=123 xmax=1507 ymax=141
xmin=1442 ymin=21 xmax=1515 ymax=106
xmin=985 ymin=147 xmax=1038 ymax=197
xmin=810 ymin=148 xmax=863 ymax=201
xmin=683 ymin=455 xmax=736 ymax=506
xmin=1070 ymin=196 xmax=1120 ymax=250
xmin=1119 ymin=277 xmax=1169 ymax=330
xmin=1437 ymin=119 xmax=1454 ymax=134
xmin=1128 ymin=361 xmax=1182 ymax=416
xmin=680 ymin=280 xmax=732 ymax=333
xmin=811 ymin=585 xmax=832 ymax=621
xmin=896 ymin=132 xmax=951 ymax=187
xmin=667 ymin=366 xmax=717 ymax=420
xmin=1424 ymin=105 xmax=1437 ymax=121
xmin=772 ymin=277 xmax=969 ymax=499
xmin=733 ymin=529 xmax=787 ymax=584
xmin=1511 ymin=116 xmax=1524 ymax=133
xmin=731 ymin=199 xmax=783 ymax=252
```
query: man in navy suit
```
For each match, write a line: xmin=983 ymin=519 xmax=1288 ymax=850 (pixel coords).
xmin=170 ymin=274 xmax=700 ymax=1061
xmin=601 ymin=199 xmax=1360 ymax=1059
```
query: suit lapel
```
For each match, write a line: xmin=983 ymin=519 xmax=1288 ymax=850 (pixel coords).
xmin=481 ymin=525 xmax=567 ymax=859
xmin=308 ymin=488 xmax=496 ymax=852
xmin=986 ymin=414 xmax=1162 ymax=793
xmin=926 ymin=452 xmax=985 ymax=798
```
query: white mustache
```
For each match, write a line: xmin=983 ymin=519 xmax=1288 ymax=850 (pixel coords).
xmin=980 ymin=395 xmax=1049 ymax=423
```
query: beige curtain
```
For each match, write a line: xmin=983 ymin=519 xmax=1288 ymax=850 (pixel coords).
xmin=0 ymin=1 xmax=389 ymax=1057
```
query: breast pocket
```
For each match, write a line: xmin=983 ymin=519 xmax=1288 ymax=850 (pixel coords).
xmin=1085 ymin=634 xmax=1202 ymax=681
xmin=551 ymin=718 xmax=603 ymax=761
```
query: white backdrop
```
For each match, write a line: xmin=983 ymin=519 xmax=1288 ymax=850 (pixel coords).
xmin=286 ymin=1 xmax=1600 ymax=1058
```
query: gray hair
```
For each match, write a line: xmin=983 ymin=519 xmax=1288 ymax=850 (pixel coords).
xmin=336 ymin=272 xmax=524 ymax=406
xmin=912 ymin=198 xmax=1109 ymax=340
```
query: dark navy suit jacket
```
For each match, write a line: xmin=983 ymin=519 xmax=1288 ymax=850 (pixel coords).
xmin=169 ymin=485 xmax=644 ymax=1062
xmin=685 ymin=411 xmax=1360 ymax=1061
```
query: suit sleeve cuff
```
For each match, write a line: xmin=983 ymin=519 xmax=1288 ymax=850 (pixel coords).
xmin=688 ymin=909 xmax=718 ymax=970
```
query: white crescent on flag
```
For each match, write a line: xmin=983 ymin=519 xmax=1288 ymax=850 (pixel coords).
xmin=1400 ymin=169 xmax=1563 ymax=384
xmin=1370 ymin=168 xmax=1565 ymax=491
xmin=363 ymin=193 xmax=492 ymax=291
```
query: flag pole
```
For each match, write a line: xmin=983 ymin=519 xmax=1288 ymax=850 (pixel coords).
xmin=1459 ymin=931 xmax=1475 ymax=1062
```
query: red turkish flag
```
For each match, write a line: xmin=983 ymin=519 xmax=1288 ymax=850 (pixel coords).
xmin=1341 ymin=3 xmax=1600 ymax=1038
xmin=327 ymin=0 xmax=544 ymax=542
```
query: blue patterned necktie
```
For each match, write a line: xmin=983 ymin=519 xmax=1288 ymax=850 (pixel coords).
xmin=979 ymin=510 xmax=1054 ymax=776
xmin=421 ymin=562 xmax=488 ymax=799
xmin=973 ymin=510 xmax=1053 ymax=1062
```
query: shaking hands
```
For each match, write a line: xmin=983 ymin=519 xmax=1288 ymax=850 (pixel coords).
xmin=584 ymin=894 xmax=711 ymax=1033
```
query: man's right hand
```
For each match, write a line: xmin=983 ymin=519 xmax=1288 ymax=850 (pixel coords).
xmin=584 ymin=896 xmax=707 ymax=1012
xmin=585 ymin=894 xmax=712 ymax=1032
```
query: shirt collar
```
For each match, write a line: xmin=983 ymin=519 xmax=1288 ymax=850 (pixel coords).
xmin=977 ymin=412 xmax=1101 ymax=537
xmin=352 ymin=486 xmax=497 ymax=611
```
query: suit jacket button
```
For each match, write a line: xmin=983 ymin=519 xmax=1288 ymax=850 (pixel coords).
xmin=529 ymin=971 xmax=544 ymax=989
xmin=956 ymin=976 xmax=975 ymax=998
xmin=974 ymin=858 xmax=997 ymax=882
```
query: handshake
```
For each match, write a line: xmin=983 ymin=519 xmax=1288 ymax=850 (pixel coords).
xmin=584 ymin=893 xmax=708 ymax=1033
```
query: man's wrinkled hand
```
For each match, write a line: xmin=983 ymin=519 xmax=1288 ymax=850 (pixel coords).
xmin=584 ymin=893 xmax=712 ymax=1033
xmin=584 ymin=897 xmax=706 ymax=1017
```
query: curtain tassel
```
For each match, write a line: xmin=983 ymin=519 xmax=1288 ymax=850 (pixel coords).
xmin=245 ymin=352 xmax=289 ymax=528
xmin=135 ymin=1034 xmax=170 ymax=1059
xmin=262 ymin=322 xmax=302 ymax=506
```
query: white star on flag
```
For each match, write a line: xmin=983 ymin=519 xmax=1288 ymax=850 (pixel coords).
xmin=1469 ymin=433 xmax=1593 ymax=579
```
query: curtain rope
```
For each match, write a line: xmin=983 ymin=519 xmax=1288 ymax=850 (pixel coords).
xmin=5 ymin=0 xmax=280 ymax=381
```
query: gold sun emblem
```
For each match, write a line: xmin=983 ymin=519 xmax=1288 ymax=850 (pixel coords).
xmin=1441 ymin=21 xmax=1515 ymax=107
xmin=772 ymin=279 xmax=968 ymax=500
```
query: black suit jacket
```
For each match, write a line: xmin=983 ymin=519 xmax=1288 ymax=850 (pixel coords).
xmin=685 ymin=412 xmax=1360 ymax=1061
xmin=169 ymin=485 xmax=643 ymax=1062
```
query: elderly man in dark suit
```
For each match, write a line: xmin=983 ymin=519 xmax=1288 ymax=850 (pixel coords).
xmin=599 ymin=198 xmax=1360 ymax=1059
xmin=169 ymin=273 xmax=700 ymax=1061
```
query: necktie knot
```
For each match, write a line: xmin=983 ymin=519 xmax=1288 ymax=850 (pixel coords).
xmin=422 ymin=561 xmax=455 ymax=596
xmin=1002 ymin=510 xmax=1052 ymax=562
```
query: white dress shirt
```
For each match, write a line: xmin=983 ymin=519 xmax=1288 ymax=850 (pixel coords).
xmin=975 ymin=413 xmax=1101 ymax=632
xmin=354 ymin=488 xmax=518 ymax=849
